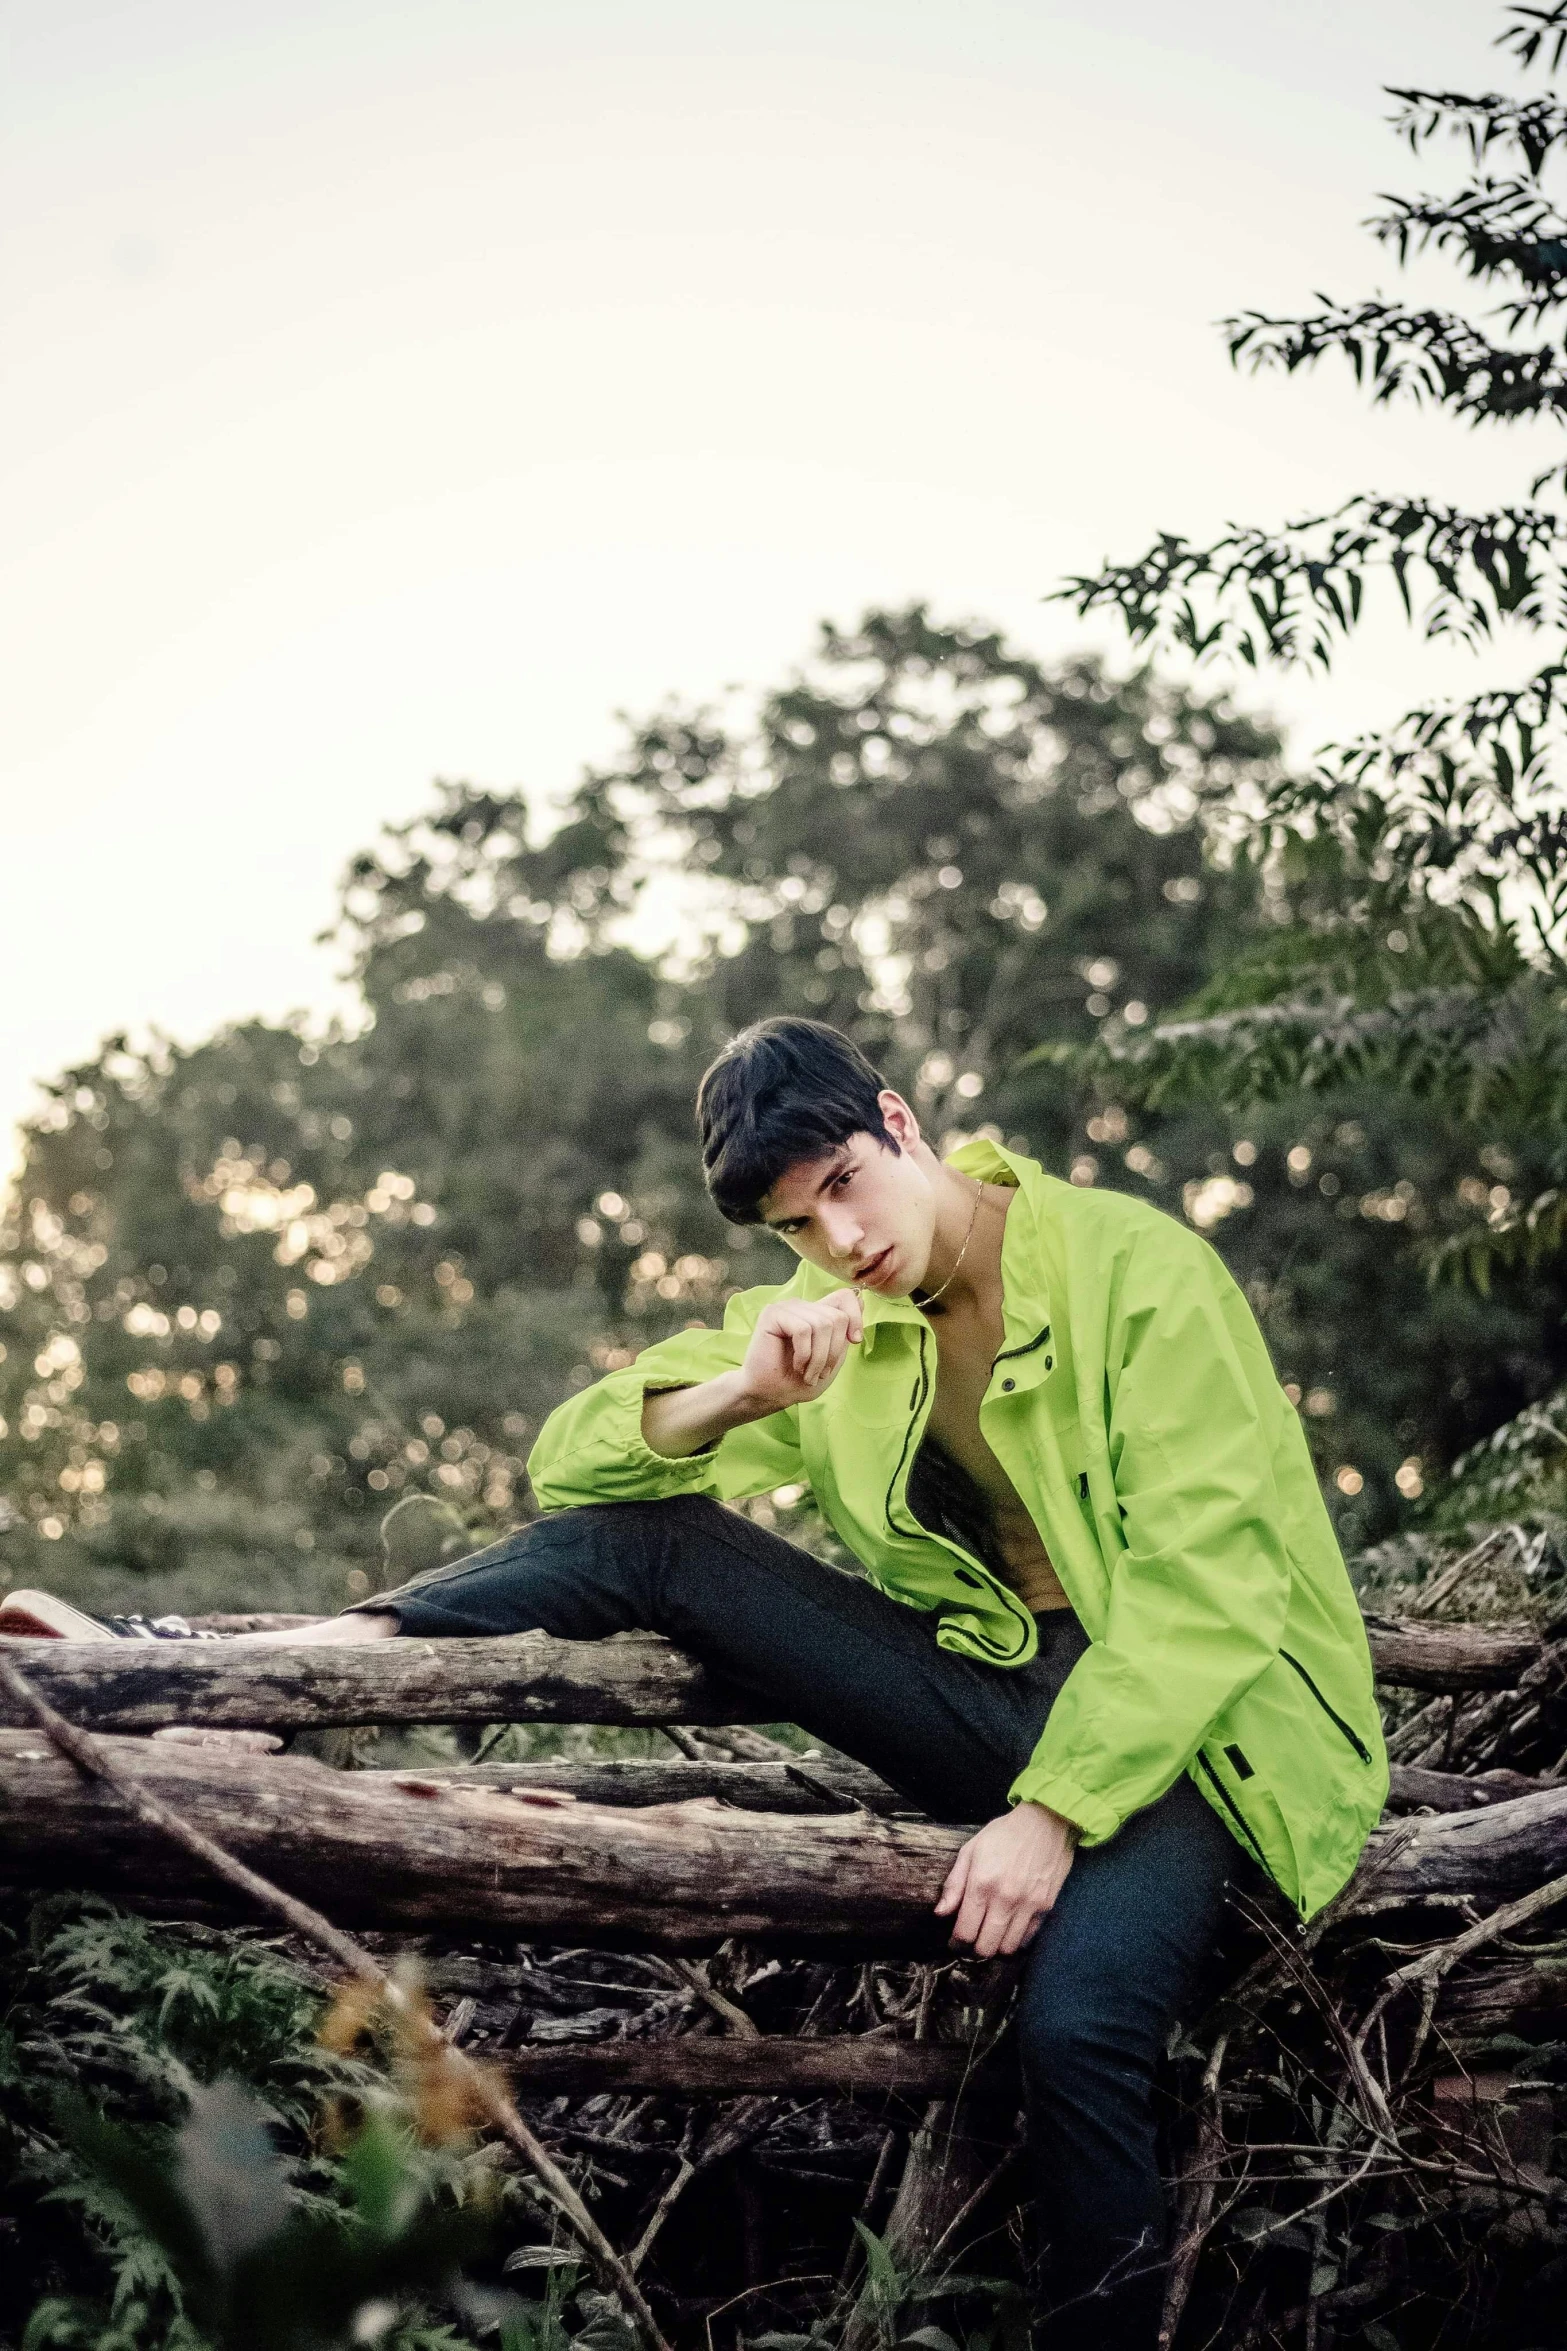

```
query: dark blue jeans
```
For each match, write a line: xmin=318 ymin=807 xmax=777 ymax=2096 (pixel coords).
xmin=375 ymin=1495 xmax=1252 ymax=2346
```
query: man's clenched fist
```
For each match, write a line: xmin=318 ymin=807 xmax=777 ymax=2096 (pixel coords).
xmin=640 ymin=1288 xmax=864 ymax=1459
xmin=737 ymin=1289 xmax=865 ymax=1412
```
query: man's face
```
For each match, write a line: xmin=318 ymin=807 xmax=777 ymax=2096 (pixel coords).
xmin=758 ymin=1097 xmax=937 ymax=1295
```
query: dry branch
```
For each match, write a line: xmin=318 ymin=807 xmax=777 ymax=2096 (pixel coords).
xmin=503 ymin=2038 xmax=981 ymax=2098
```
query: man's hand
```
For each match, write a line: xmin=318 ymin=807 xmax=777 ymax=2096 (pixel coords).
xmin=736 ymin=1289 xmax=865 ymax=1413
xmin=934 ymin=1801 xmax=1077 ymax=1959
xmin=641 ymin=1289 xmax=864 ymax=1458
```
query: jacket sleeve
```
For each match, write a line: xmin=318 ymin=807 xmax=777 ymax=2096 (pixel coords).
xmin=526 ymin=1285 xmax=805 ymax=1510
xmin=1009 ymin=1225 xmax=1294 ymax=1843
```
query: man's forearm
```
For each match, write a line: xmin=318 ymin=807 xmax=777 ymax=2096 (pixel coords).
xmin=641 ymin=1370 xmax=770 ymax=1458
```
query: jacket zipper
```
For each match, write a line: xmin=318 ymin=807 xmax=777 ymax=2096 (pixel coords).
xmin=1280 ymin=1649 xmax=1374 ymax=1766
xmin=1196 ymin=1749 xmax=1270 ymax=1870
xmin=993 ymin=1321 xmax=1051 ymax=1366
xmin=885 ymin=1329 xmax=1035 ymax=1664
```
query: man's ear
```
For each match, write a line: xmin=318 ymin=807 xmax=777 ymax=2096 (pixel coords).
xmin=877 ymin=1091 xmax=921 ymax=1152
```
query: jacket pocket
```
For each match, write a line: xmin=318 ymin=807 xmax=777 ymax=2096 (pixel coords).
xmin=1280 ymin=1649 xmax=1374 ymax=1766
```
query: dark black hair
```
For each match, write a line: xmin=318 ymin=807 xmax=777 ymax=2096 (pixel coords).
xmin=697 ymin=1018 xmax=898 ymax=1225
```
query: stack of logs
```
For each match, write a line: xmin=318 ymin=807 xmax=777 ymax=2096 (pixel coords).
xmin=2 ymin=1548 xmax=1566 ymax=2343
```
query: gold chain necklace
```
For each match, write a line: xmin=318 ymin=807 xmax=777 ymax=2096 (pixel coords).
xmin=914 ymin=1177 xmax=985 ymax=1309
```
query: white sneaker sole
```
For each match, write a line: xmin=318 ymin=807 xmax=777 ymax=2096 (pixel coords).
xmin=0 ymin=1589 xmax=115 ymax=1641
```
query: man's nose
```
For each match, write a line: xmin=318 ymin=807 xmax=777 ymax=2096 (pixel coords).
xmin=823 ymin=1211 xmax=864 ymax=1261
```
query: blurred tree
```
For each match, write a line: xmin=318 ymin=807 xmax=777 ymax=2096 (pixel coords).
xmin=1054 ymin=0 xmax=1567 ymax=1533
xmin=6 ymin=593 xmax=1565 ymax=1613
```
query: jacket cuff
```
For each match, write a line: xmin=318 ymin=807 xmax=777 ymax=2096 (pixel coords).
xmin=533 ymin=1376 xmax=719 ymax=1503
xmin=1007 ymin=1762 xmax=1122 ymax=1846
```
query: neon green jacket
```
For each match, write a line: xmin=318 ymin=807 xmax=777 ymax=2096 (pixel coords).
xmin=529 ymin=1140 xmax=1387 ymax=1916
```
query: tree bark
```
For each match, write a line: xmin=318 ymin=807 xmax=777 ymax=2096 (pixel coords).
xmin=503 ymin=2038 xmax=981 ymax=2098
xmin=0 ymin=1630 xmax=748 ymax=1733
xmin=1386 ymin=1763 xmax=1562 ymax=1814
xmin=0 ymin=1728 xmax=963 ymax=1952
xmin=1362 ymin=1616 xmax=1542 ymax=1692
xmin=8 ymin=1727 xmax=1565 ymax=1952
xmin=1353 ymin=1780 xmax=1567 ymax=1906
xmin=1438 ymin=1954 xmax=1567 ymax=2032
xmin=0 ymin=1614 xmax=1543 ymax=1738
xmin=402 ymin=1755 xmax=919 ymax=1815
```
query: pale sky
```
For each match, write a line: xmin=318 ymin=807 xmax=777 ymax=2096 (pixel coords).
xmin=1 ymin=1 xmax=1541 ymax=1158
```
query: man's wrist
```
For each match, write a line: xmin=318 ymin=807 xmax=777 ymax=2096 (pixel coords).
xmin=704 ymin=1368 xmax=776 ymax=1428
xmin=642 ymin=1368 xmax=774 ymax=1459
xmin=1024 ymin=1798 xmax=1080 ymax=1843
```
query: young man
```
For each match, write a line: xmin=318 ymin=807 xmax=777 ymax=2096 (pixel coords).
xmin=3 ymin=1018 xmax=1386 ymax=2344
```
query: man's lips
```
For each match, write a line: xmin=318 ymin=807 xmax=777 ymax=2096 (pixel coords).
xmin=854 ymin=1246 xmax=894 ymax=1287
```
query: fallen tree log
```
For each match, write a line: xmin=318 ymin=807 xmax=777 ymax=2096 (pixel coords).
xmin=1351 ymin=1780 xmax=1567 ymax=1906
xmin=502 ymin=2037 xmax=980 ymax=2098
xmin=410 ymin=1757 xmax=1567 ymax=1820
xmin=5 ymin=1729 xmax=1567 ymax=1946
xmin=0 ymin=1729 xmax=962 ymax=1952
xmin=399 ymin=1755 xmax=919 ymax=1815
xmin=0 ymin=1630 xmax=750 ymax=1733
xmin=1361 ymin=1616 xmax=1541 ymax=1691
xmin=1385 ymin=1763 xmax=1563 ymax=1813
xmin=0 ymin=1613 xmax=1544 ymax=1737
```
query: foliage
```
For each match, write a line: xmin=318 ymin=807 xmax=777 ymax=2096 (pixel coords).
xmin=7 ymin=592 xmax=1567 ymax=1599
xmin=0 ymin=1893 xmax=423 ymax=2350
xmin=1049 ymin=0 xmax=1567 ymax=1526
xmin=1055 ymin=7 xmax=1567 ymax=1208
xmin=0 ymin=1893 xmax=676 ymax=2351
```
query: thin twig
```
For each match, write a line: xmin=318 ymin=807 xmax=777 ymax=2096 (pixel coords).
xmin=0 ymin=1652 xmax=673 ymax=2351
xmin=923 ymin=2126 xmax=1025 ymax=2274
xmin=1159 ymin=2031 xmax=1230 ymax=2348
xmin=1356 ymin=1867 xmax=1567 ymax=2077
xmin=664 ymin=1956 xmax=762 ymax=2039
xmin=628 ymin=2097 xmax=787 ymax=2274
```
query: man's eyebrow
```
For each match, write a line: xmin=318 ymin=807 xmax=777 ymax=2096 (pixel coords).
xmin=762 ymin=1149 xmax=852 ymax=1229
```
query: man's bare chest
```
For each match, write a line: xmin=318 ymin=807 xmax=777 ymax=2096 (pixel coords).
xmin=923 ymin=1309 xmax=1069 ymax=1610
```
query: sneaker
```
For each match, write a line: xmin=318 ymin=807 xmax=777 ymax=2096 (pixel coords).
xmin=105 ymin=1613 xmax=218 ymax=1642
xmin=0 ymin=1591 xmax=216 ymax=1642
xmin=0 ymin=1590 xmax=115 ymax=1640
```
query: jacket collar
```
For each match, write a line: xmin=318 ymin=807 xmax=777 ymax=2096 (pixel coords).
xmin=786 ymin=1137 xmax=1055 ymax=1359
xmin=946 ymin=1136 xmax=1055 ymax=1363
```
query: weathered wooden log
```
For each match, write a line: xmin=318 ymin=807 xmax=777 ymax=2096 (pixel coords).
xmin=179 ymin=1610 xmax=1551 ymax=1692
xmin=1386 ymin=1764 xmax=1563 ymax=1814
xmin=413 ymin=1756 xmax=1567 ymax=1822
xmin=399 ymin=1755 xmax=920 ymax=1815
xmin=503 ymin=2037 xmax=980 ymax=2098
xmin=0 ymin=1613 xmax=1542 ymax=1737
xmin=1353 ymin=1781 xmax=1567 ymax=1906
xmin=5 ymin=1728 xmax=1567 ymax=1946
xmin=0 ymin=1729 xmax=962 ymax=1952
xmin=1440 ymin=1953 xmax=1567 ymax=2032
xmin=189 ymin=1614 xmax=319 ymax=1634
xmin=1363 ymin=1616 xmax=1541 ymax=1692
xmin=0 ymin=1631 xmax=750 ymax=1734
